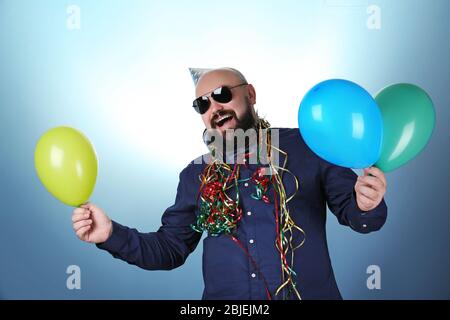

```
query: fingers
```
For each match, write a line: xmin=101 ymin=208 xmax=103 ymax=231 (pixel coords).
xmin=358 ymin=175 xmax=385 ymax=192
xmin=357 ymin=167 xmax=387 ymax=211
xmin=80 ymin=203 xmax=101 ymax=217
xmin=364 ymin=167 xmax=387 ymax=187
xmin=72 ymin=208 xmax=91 ymax=223
xmin=73 ymin=219 xmax=93 ymax=232
xmin=81 ymin=202 xmax=96 ymax=211
xmin=73 ymin=203 xmax=96 ymax=241
xmin=357 ymin=193 xmax=373 ymax=209
xmin=355 ymin=182 xmax=378 ymax=201
xmin=76 ymin=225 xmax=91 ymax=239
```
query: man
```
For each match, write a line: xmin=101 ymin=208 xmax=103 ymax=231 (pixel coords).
xmin=71 ymin=67 xmax=387 ymax=300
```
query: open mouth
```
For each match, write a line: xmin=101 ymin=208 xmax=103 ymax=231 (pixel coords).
xmin=214 ymin=114 xmax=233 ymax=128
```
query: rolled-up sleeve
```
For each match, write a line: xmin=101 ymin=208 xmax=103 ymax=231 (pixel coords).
xmin=96 ymin=163 xmax=202 ymax=270
xmin=319 ymin=159 xmax=388 ymax=234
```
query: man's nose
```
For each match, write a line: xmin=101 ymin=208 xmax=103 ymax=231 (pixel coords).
xmin=209 ymin=99 xmax=224 ymax=116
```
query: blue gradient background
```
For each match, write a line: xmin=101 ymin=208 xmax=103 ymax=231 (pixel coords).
xmin=1 ymin=0 xmax=449 ymax=299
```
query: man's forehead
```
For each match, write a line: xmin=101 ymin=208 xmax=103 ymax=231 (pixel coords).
xmin=195 ymin=70 xmax=242 ymax=97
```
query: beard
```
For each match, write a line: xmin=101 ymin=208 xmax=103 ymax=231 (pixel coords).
xmin=209 ymin=97 xmax=256 ymax=130
xmin=203 ymin=99 xmax=259 ymax=161
xmin=233 ymin=98 xmax=257 ymax=131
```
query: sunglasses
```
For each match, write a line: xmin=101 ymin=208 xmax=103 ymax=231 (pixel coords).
xmin=193 ymin=83 xmax=248 ymax=114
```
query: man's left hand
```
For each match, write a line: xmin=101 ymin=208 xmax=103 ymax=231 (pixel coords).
xmin=355 ymin=167 xmax=387 ymax=212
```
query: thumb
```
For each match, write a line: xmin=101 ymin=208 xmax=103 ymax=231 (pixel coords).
xmin=81 ymin=202 xmax=96 ymax=211
xmin=80 ymin=202 xmax=90 ymax=208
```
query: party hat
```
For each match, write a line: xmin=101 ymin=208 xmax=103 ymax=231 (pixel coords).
xmin=189 ymin=68 xmax=212 ymax=86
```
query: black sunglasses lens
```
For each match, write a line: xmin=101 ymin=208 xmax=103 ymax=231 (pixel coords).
xmin=193 ymin=96 xmax=210 ymax=114
xmin=193 ymin=86 xmax=234 ymax=114
xmin=212 ymin=86 xmax=232 ymax=103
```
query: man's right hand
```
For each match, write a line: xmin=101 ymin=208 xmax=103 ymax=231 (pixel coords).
xmin=72 ymin=202 xmax=113 ymax=244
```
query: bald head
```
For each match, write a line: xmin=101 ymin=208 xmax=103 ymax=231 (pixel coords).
xmin=195 ymin=68 xmax=248 ymax=98
xmin=193 ymin=67 xmax=257 ymax=135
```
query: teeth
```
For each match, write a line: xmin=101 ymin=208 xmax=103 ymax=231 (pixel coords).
xmin=215 ymin=114 xmax=232 ymax=124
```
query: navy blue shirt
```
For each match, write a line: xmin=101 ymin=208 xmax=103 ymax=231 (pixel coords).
xmin=97 ymin=128 xmax=387 ymax=300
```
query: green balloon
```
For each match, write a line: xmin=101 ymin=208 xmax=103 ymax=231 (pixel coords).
xmin=375 ymin=83 xmax=435 ymax=172
xmin=34 ymin=126 xmax=98 ymax=207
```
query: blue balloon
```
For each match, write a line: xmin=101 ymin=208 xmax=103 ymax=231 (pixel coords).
xmin=298 ymin=79 xmax=383 ymax=169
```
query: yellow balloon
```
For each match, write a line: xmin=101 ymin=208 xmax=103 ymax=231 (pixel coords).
xmin=34 ymin=126 xmax=98 ymax=207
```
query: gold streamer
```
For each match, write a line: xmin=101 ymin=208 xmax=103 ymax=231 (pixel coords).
xmin=198 ymin=118 xmax=305 ymax=300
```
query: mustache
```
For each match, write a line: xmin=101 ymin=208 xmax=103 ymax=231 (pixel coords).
xmin=210 ymin=110 xmax=237 ymax=129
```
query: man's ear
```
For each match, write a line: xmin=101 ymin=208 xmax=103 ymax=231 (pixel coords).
xmin=247 ymin=84 xmax=256 ymax=105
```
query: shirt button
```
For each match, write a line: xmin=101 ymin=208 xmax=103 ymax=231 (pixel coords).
xmin=244 ymin=182 xmax=249 ymax=187
xmin=362 ymin=224 xmax=367 ymax=228
xmin=247 ymin=211 xmax=252 ymax=216
xmin=249 ymin=239 xmax=254 ymax=244
xmin=251 ymin=273 xmax=256 ymax=278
